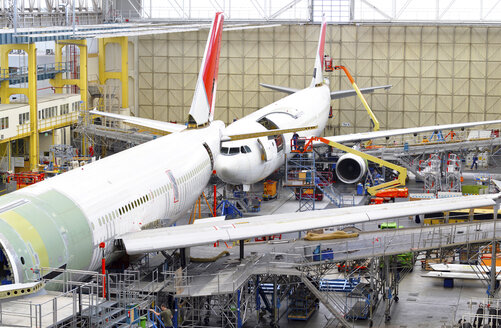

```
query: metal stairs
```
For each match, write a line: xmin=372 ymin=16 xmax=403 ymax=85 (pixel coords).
xmin=300 ymin=275 xmax=351 ymax=327
xmin=85 ymin=300 xmax=128 ymax=327
xmin=315 ymin=172 xmax=343 ymax=207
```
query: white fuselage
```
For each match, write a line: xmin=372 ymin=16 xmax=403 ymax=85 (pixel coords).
xmin=14 ymin=121 xmax=224 ymax=273
xmin=215 ymin=84 xmax=331 ymax=185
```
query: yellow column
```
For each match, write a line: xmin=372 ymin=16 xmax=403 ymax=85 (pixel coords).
xmin=27 ymin=43 xmax=38 ymax=171
xmin=98 ymin=37 xmax=128 ymax=109
xmin=120 ymin=37 xmax=128 ymax=109
xmin=50 ymin=40 xmax=88 ymax=103
xmin=98 ymin=38 xmax=105 ymax=86
xmin=0 ymin=44 xmax=39 ymax=170
xmin=51 ymin=43 xmax=63 ymax=94
xmin=79 ymin=40 xmax=88 ymax=110
xmin=0 ymin=46 xmax=10 ymax=104
xmin=7 ymin=141 xmax=11 ymax=172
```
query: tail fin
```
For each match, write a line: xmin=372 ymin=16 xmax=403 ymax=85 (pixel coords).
xmin=310 ymin=14 xmax=327 ymax=87
xmin=188 ymin=12 xmax=224 ymax=126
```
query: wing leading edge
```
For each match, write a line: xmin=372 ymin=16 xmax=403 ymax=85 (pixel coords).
xmin=89 ymin=110 xmax=187 ymax=134
xmin=259 ymin=83 xmax=391 ymax=99
xmin=321 ymin=119 xmax=501 ymax=144
xmin=120 ymin=193 xmax=500 ymax=255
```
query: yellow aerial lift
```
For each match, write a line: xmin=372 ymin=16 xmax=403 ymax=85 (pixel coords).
xmin=320 ymin=65 xmax=406 ymax=195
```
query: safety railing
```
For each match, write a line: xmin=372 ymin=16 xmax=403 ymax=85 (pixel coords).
xmin=17 ymin=111 xmax=80 ymax=136
xmin=0 ymin=62 xmax=72 ymax=82
xmin=0 ymin=268 xmax=106 ymax=327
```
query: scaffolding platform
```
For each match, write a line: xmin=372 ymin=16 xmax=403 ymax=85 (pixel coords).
xmin=332 ymin=137 xmax=501 ymax=160
xmin=0 ymin=291 xmax=94 ymax=327
xmin=0 ymin=62 xmax=71 ymax=85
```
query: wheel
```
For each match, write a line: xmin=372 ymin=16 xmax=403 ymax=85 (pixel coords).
xmin=394 ymin=296 xmax=399 ymax=302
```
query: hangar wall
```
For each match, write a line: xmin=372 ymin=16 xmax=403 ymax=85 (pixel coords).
xmin=137 ymin=24 xmax=501 ymax=136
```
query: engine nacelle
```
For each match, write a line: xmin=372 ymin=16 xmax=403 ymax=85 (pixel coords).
xmin=335 ymin=153 xmax=368 ymax=184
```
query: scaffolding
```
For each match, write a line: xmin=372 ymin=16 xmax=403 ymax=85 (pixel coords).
xmin=285 ymin=137 xmax=343 ymax=211
xmin=445 ymin=153 xmax=462 ymax=192
xmin=420 ymin=153 xmax=442 ymax=193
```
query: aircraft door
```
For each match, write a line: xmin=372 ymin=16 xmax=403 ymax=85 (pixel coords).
xmin=258 ymin=137 xmax=276 ymax=162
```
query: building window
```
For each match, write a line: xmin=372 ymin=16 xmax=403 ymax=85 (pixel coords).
xmin=0 ymin=117 xmax=9 ymax=130
xmin=18 ymin=112 xmax=29 ymax=124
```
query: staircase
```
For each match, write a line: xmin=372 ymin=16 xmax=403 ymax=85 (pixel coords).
xmin=300 ymin=275 xmax=351 ymax=327
xmin=84 ymin=300 xmax=128 ymax=327
xmin=315 ymin=172 xmax=343 ymax=207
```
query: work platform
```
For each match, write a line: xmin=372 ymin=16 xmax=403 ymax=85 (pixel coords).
xmin=0 ymin=62 xmax=70 ymax=85
xmin=325 ymin=137 xmax=501 ymax=160
xmin=171 ymin=219 xmax=501 ymax=298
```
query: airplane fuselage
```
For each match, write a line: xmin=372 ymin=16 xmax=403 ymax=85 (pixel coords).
xmin=215 ymin=84 xmax=331 ymax=185
xmin=0 ymin=121 xmax=224 ymax=285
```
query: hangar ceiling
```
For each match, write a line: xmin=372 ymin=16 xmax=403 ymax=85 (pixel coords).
xmin=137 ymin=24 xmax=501 ymax=136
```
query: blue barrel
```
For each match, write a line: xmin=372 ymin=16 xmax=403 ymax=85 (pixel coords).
xmin=356 ymin=183 xmax=364 ymax=195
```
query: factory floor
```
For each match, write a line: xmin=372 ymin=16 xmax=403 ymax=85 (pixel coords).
xmin=175 ymin=174 xmax=500 ymax=328
xmin=260 ymin=265 xmax=488 ymax=328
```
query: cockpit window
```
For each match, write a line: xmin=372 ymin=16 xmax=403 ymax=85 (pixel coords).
xmin=244 ymin=146 xmax=251 ymax=153
xmin=241 ymin=146 xmax=247 ymax=153
xmin=229 ymin=147 xmax=240 ymax=155
xmin=221 ymin=147 xmax=229 ymax=154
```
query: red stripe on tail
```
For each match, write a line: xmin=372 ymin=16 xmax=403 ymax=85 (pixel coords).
xmin=202 ymin=12 xmax=224 ymax=116
xmin=318 ymin=20 xmax=326 ymax=70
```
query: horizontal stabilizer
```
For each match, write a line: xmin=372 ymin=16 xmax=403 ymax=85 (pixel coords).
xmin=119 ymin=193 xmax=501 ymax=254
xmin=330 ymin=85 xmax=392 ymax=100
xmin=319 ymin=119 xmax=501 ymax=144
xmin=259 ymin=83 xmax=299 ymax=95
xmin=90 ymin=109 xmax=187 ymax=134
xmin=223 ymin=125 xmax=318 ymax=141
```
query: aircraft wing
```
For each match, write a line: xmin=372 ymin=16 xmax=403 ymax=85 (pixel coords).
xmin=259 ymin=83 xmax=299 ymax=94
xmin=120 ymin=193 xmax=500 ymax=255
xmin=321 ymin=119 xmax=501 ymax=144
xmin=330 ymin=85 xmax=392 ymax=100
xmin=260 ymin=83 xmax=391 ymax=99
xmin=89 ymin=109 xmax=187 ymax=134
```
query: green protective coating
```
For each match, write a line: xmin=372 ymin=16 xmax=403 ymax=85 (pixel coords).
xmin=24 ymin=189 xmax=94 ymax=271
xmin=0 ymin=219 xmax=36 ymax=282
xmin=0 ymin=189 xmax=93 ymax=283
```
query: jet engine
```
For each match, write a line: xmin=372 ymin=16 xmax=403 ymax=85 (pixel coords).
xmin=335 ymin=153 xmax=367 ymax=184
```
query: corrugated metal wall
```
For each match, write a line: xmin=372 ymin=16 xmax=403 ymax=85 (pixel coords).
xmin=137 ymin=24 xmax=501 ymax=136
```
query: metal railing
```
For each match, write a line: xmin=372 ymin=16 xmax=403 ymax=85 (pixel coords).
xmin=17 ymin=111 xmax=79 ymax=136
xmin=159 ymin=221 xmax=501 ymax=300
xmin=0 ymin=62 xmax=72 ymax=82
xmin=0 ymin=267 xmax=106 ymax=327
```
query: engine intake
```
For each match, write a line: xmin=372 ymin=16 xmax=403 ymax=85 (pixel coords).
xmin=335 ymin=153 xmax=367 ymax=184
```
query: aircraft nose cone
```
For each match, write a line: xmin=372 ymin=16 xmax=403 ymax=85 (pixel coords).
xmin=215 ymin=155 xmax=246 ymax=185
xmin=215 ymin=156 xmax=242 ymax=185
